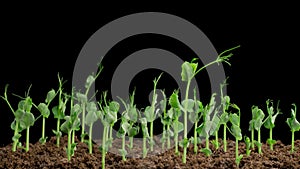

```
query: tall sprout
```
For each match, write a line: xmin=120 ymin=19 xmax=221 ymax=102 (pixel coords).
xmin=286 ymin=103 xmax=300 ymax=153
xmin=219 ymin=79 xmax=230 ymax=152
xmin=179 ymin=45 xmax=239 ymax=163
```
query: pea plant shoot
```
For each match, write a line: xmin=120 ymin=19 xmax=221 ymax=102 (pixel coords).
xmin=60 ymin=103 xmax=81 ymax=160
xmin=144 ymin=73 xmax=162 ymax=151
xmin=179 ymin=45 xmax=240 ymax=163
xmin=168 ymin=90 xmax=184 ymax=155
xmin=228 ymin=104 xmax=243 ymax=166
xmin=37 ymin=89 xmax=56 ymax=144
xmin=160 ymin=89 xmax=172 ymax=151
xmin=52 ymin=74 xmax=68 ymax=147
xmin=1 ymin=85 xmax=35 ymax=152
xmin=118 ymin=90 xmax=139 ymax=150
xmin=286 ymin=103 xmax=300 ymax=153
xmin=264 ymin=99 xmax=281 ymax=150
xmin=77 ymin=64 xmax=103 ymax=142
xmin=249 ymin=105 xmax=265 ymax=154
xmin=219 ymin=79 xmax=230 ymax=152
xmin=197 ymin=93 xmax=219 ymax=156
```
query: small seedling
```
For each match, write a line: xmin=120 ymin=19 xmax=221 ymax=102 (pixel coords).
xmin=52 ymin=74 xmax=68 ymax=147
xmin=244 ymin=136 xmax=251 ymax=156
xmin=197 ymin=93 xmax=219 ymax=156
xmin=168 ymin=90 xmax=184 ymax=155
xmin=85 ymin=102 xmax=99 ymax=154
xmin=140 ymin=117 xmax=150 ymax=158
xmin=286 ymin=103 xmax=300 ymax=153
xmin=264 ymin=99 xmax=281 ymax=150
xmin=37 ymin=89 xmax=56 ymax=144
xmin=60 ymin=103 xmax=81 ymax=160
xmin=219 ymin=78 xmax=230 ymax=152
xmin=228 ymin=104 xmax=243 ymax=166
xmin=249 ymin=105 xmax=265 ymax=154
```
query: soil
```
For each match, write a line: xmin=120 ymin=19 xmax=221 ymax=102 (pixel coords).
xmin=1 ymin=135 xmax=300 ymax=169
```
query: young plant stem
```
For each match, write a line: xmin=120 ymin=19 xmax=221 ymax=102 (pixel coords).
xmin=251 ymin=129 xmax=254 ymax=149
xmin=182 ymin=80 xmax=191 ymax=163
xmin=67 ymin=130 xmax=71 ymax=161
xmin=214 ymin=130 xmax=219 ymax=149
xmin=12 ymin=122 xmax=19 ymax=152
xmin=42 ymin=117 xmax=46 ymax=142
xmin=26 ymin=127 xmax=30 ymax=152
xmin=102 ymin=126 xmax=107 ymax=169
xmin=89 ymin=124 xmax=93 ymax=154
xmin=167 ymin=125 xmax=171 ymax=149
xmin=258 ymin=129 xmax=262 ymax=154
xmin=129 ymin=137 xmax=133 ymax=149
xmin=81 ymin=103 xmax=86 ymax=142
xmin=223 ymin=124 xmax=227 ymax=152
xmin=269 ymin=128 xmax=273 ymax=150
xmin=150 ymin=122 xmax=153 ymax=151
xmin=143 ymin=136 xmax=147 ymax=158
xmin=122 ymin=135 xmax=126 ymax=161
xmin=56 ymin=119 xmax=61 ymax=147
xmin=235 ymin=139 xmax=239 ymax=164
xmin=206 ymin=134 xmax=209 ymax=150
xmin=291 ymin=130 xmax=295 ymax=153
xmin=194 ymin=121 xmax=198 ymax=153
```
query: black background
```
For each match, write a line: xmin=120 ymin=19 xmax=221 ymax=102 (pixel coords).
xmin=0 ymin=3 xmax=299 ymax=147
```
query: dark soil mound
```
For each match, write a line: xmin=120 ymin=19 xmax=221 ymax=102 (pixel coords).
xmin=1 ymin=136 xmax=300 ymax=168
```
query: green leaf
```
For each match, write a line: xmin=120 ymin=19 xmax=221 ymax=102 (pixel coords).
xmin=15 ymin=109 xmax=25 ymax=122
xmin=46 ymin=89 xmax=56 ymax=104
xmin=169 ymin=91 xmax=181 ymax=109
xmin=19 ymin=112 xmax=35 ymax=128
xmin=181 ymin=61 xmax=194 ymax=82
xmin=229 ymin=114 xmax=240 ymax=126
xmin=76 ymin=92 xmax=87 ymax=103
xmin=230 ymin=125 xmax=242 ymax=140
xmin=106 ymin=110 xmax=117 ymax=125
xmin=128 ymin=126 xmax=139 ymax=137
xmin=109 ymin=101 xmax=120 ymax=112
xmin=60 ymin=116 xmax=71 ymax=133
xmin=12 ymin=134 xmax=22 ymax=142
xmin=86 ymin=102 xmax=97 ymax=114
xmin=267 ymin=138 xmax=276 ymax=145
xmin=181 ymin=99 xmax=194 ymax=113
xmin=145 ymin=106 xmax=155 ymax=122
xmin=85 ymin=111 xmax=98 ymax=126
xmin=38 ymin=103 xmax=50 ymax=118
xmin=200 ymin=148 xmax=212 ymax=156
xmin=121 ymin=121 xmax=130 ymax=133
xmin=263 ymin=117 xmax=275 ymax=129
xmin=179 ymin=138 xmax=189 ymax=148
xmin=220 ymin=112 xmax=229 ymax=124
xmin=85 ymin=75 xmax=95 ymax=89
xmin=173 ymin=120 xmax=184 ymax=133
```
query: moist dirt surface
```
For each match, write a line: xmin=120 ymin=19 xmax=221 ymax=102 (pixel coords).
xmin=1 ymin=135 xmax=300 ymax=169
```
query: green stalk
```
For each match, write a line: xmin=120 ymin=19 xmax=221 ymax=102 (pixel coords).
xmin=67 ymin=130 xmax=71 ymax=161
xmin=270 ymin=128 xmax=273 ymax=150
xmin=122 ymin=135 xmax=126 ymax=161
xmin=81 ymin=103 xmax=86 ymax=142
xmin=258 ymin=129 xmax=262 ymax=154
xmin=12 ymin=122 xmax=19 ymax=152
xmin=251 ymin=129 xmax=254 ymax=149
xmin=129 ymin=137 xmax=133 ymax=149
xmin=41 ymin=117 xmax=46 ymax=144
xmin=291 ymin=130 xmax=295 ymax=153
xmin=72 ymin=130 xmax=75 ymax=144
xmin=150 ymin=121 xmax=153 ymax=151
xmin=206 ymin=134 xmax=209 ymax=150
xmin=26 ymin=127 xmax=30 ymax=152
xmin=215 ymin=130 xmax=219 ymax=149
xmin=182 ymin=80 xmax=191 ymax=163
xmin=143 ymin=136 xmax=147 ymax=158
xmin=56 ymin=118 xmax=60 ymax=147
xmin=162 ymin=125 xmax=165 ymax=151
xmin=167 ymin=124 xmax=171 ymax=149
xmin=235 ymin=139 xmax=238 ymax=160
xmin=194 ymin=121 xmax=198 ymax=153
xmin=175 ymin=132 xmax=179 ymax=155
xmin=89 ymin=124 xmax=93 ymax=154
xmin=223 ymin=124 xmax=227 ymax=152
xmin=102 ymin=126 xmax=107 ymax=169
